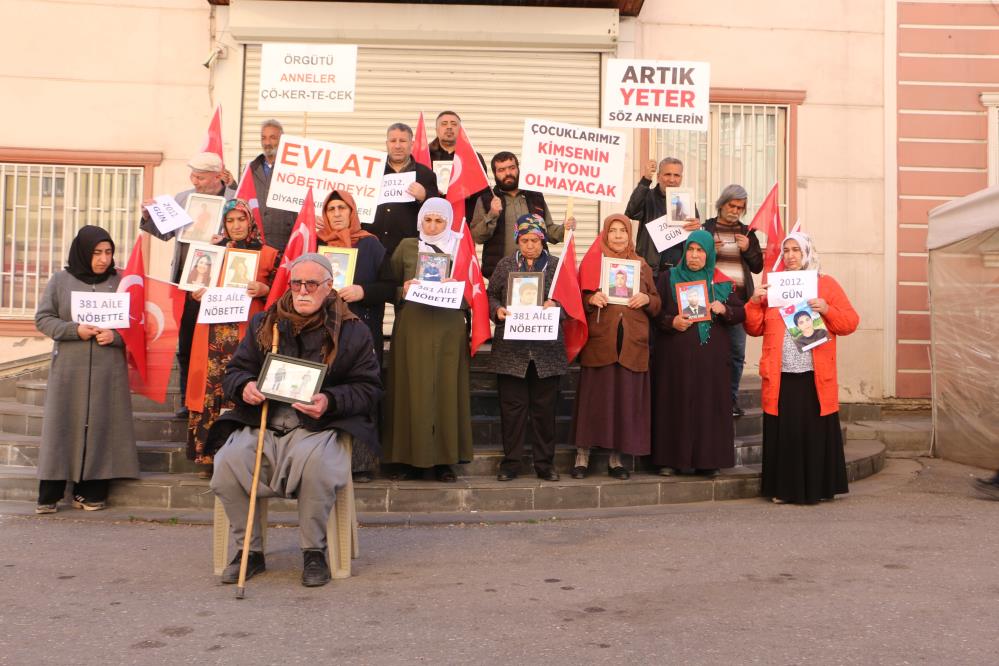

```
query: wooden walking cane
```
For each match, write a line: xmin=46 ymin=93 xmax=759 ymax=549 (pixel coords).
xmin=236 ymin=322 xmax=280 ymax=599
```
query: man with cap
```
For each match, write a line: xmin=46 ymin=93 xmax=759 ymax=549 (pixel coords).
xmin=244 ymin=119 xmax=298 ymax=253
xmin=205 ymin=253 xmax=382 ymax=587
xmin=140 ymin=151 xmax=236 ymax=417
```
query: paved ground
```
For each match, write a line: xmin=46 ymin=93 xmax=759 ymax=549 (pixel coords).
xmin=1 ymin=457 xmax=997 ymax=665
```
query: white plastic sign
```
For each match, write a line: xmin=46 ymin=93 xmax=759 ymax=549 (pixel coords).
xmin=71 ymin=291 xmax=130 ymax=329
xmin=768 ymin=270 xmax=818 ymax=308
xmin=504 ymin=305 xmax=560 ymax=341
xmin=404 ymin=280 xmax=464 ymax=309
xmin=197 ymin=287 xmax=252 ymax=323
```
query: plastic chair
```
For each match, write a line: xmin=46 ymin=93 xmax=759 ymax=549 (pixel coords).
xmin=212 ymin=435 xmax=358 ymax=579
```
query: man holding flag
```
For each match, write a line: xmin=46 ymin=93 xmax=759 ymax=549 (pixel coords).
xmin=704 ymin=183 xmax=764 ymax=417
xmin=428 ymin=110 xmax=488 ymax=214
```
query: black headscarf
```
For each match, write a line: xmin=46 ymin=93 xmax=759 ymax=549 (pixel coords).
xmin=65 ymin=225 xmax=116 ymax=284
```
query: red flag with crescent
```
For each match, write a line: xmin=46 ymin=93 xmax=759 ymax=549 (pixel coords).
xmin=445 ymin=126 xmax=489 ymax=231
xmin=265 ymin=188 xmax=318 ymax=308
xmin=117 ymin=239 xmax=147 ymax=382
xmin=413 ymin=112 xmax=431 ymax=169
xmin=235 ymin=163 xmax=266 ymax=243
xmin=451 ymin=218 xmax=491 ymax=355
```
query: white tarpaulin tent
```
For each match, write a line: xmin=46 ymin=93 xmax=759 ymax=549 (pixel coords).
xmin=927 ymin=184 xmax=999 ymax=468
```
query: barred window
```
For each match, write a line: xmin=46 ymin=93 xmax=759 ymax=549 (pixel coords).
xmin=651 ymin=102 xmax=790 ymax=225
xmin=0 ymin=163 xmax=143 ymax=317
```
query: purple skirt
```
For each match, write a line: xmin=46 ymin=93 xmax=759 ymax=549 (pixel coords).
xmin=570 ymin=364 xmax=651 ymax=455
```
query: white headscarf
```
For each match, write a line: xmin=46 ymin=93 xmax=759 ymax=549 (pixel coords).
xmin=783 ymin=231 xmax=820 ymax=272
xmin=417 ymin=197 xmax=458 ymax=256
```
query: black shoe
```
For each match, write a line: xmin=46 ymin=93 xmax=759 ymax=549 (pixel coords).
xmin=434 ymin=465 xmax=457 ymax=482
xmin=352 ymin=471 xmax=374 ymax=484
xmin=389 ymin=465 xmax=419 ymax=481
xmin=732 ymin=405 xmax=745 ymax=418
xmin=973 ymin=477 xmax=999 ymax=500
xmin=221 ymin=551 xmax=265 ymax=584
xmin=571 ymin=466 xmax=587 ymax=479
xmin=608 ymin=466 xmax=630 ymax=480
xmin=537 ymin=469 xmax=560 ymax=482
xmin=175 ymin=407 xmax=190 ymax=419
xmin=302 ymin=549 xmax=331 ymax=587
xmin=698 ymin=468 xmax=720 ymax=478
xmin=497 ymin=469 xmax=518 ymax=482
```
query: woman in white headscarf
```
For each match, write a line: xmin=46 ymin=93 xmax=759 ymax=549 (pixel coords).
xmin=745 ymin=232 xmax=859 ymax=505
xmin=382 ymin=198 xmax=472 ymax=482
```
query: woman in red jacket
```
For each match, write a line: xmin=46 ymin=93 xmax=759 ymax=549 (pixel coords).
xmin=745 ymin=232 xmax=859 ymax=504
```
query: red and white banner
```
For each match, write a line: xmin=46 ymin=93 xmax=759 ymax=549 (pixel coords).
xmin=519 ymin=119 xmax=625 ymax=203
xmin=748 ymin=183 xmax=783 ymax=275
xmin=452 ymin=219 xmax=491 ymax=355
xmin=548 ymin=230 xmax=588 ymax=362
xmin=603 ymin=59 xmax=710 ymax=131
xmin=445 ymin=127 xmax=489 ymax=231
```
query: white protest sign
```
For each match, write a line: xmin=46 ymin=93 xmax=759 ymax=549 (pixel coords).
xmin=258 ymin=43 xmax=357 ymax=113
xmin=404 ymin=280 xmax=464 ymax=309
xmin=504 ymin=306 xmax=560 ymax=341
xmin=646 ymin=215 xmax=690 ymax=253
xmin=144 ymin=195 xmax=193 ymax=236
xmin=197 ymin=288 xmax=252 ymax=324
xmin=768 ymin=270 xmax=818 ymax=308
xmin=267 ymin=135 xmax=387 ymax=225
xmin=376 ymin=171 xmax=416 ymax=206
xmin=603 ymin=59 xmax=710 ymax=131
xmin=71 ymin=291 xmax=130 ymax=329
xmin=519 ymin=119 xmax=625 ymax=203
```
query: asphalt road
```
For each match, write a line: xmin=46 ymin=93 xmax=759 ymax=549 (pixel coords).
xmin=1 ymin=458 xmax=997 ymax=665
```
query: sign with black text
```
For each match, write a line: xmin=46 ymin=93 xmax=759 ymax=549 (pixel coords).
xmin=144 ymin=195 xmax=193 ymax=236
xmin=646 ymin=215 xmax=690 ymax=253
xmin=376 ymin=171 xmax=416 ymax=206
xmin=404 ymin=280 xmax=464 ymax=309
xmin=504 ymin=306 xmax=560 ymax=341
xmin=197 ymin=287 xmax=252 ymax=324
xmin=71 ymin=291 xmax=130 ymax=329
xmin=603 ymin=59 xmax=710 ymax=131
xmin=768 ymin=270 xmax=818 ymax=309
xmin=259 ymin=43 xmax=357 ymax=112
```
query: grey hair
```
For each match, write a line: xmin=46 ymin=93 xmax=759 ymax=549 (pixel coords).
xmin=387 ymin=122 xmax=414 ymax=138
xmin=715 ymin=184 xmax=749 ymax=213
xmin=260 ymin=119 xmax=284 ymax=133
xmin=658 ymin=157 xmax=683 ymax=172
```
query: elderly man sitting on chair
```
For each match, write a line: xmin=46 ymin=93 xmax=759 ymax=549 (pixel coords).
xmin=205 ymin=253 xmax=382 ymax=587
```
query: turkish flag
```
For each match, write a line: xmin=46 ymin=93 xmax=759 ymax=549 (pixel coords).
xmin=117 ymin=239 xmax=147 ymax=382
xmin=452 ymin=218 xmax=491 ymax=355
xmin=265 ymin=188 xmax=318 ymax=309
xmin=748 ymin=183 xmax=783 ymax=275
xmin=577 ymin=236 xmax=604 ymax=293
xmin=548 ymin=230 xmax=588 ymax=362
xmin=200 ymin=105 xmax=224 ymax=166
xmin=412 ymin=111 xmax=431 ymax=169
xmin=445 ymin=126 xmax=489 ymax=231
xmin=234 ymin=163 xmax=266 ymax=243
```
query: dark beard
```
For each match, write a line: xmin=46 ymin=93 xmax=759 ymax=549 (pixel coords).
xmin=498 ymin=175 xmax=519 ymax=192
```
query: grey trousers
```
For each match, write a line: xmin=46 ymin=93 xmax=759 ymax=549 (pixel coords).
xmin=211 ymin=426 xmax=349 ymax=551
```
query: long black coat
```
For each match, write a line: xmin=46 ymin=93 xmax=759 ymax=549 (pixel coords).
xmin=204 ymin=304 xmax=383 ymax=457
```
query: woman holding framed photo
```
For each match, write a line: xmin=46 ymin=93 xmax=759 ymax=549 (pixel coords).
xmin=185 ymin=199 xmax=278 ymax=477
xmin=382 ymin=197 xmax=472 ymax=483
xmin=34 ymin=226 xmax=139 ymax=512
xmin=571 ymin=214 xmax=660 ymax=479
xmin=650 ymin=230 xmax=745 ymax=478
xmin=745 ymin=232 xmax=859 ymax=504
xmin=317 ymin=188 xmax=391 ymax=483
xmin=487 ymin=214 xmax=568 ymax=482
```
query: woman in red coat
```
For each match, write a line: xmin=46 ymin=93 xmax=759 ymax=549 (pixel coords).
xmin=745 ymin=232 xmax=859 ymax=504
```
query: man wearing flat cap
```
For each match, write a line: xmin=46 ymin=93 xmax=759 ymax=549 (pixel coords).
xmin=205 ymin=253 xmax=382 ymax=587
xmin=139 ymin=152 xmax=236 ymax=416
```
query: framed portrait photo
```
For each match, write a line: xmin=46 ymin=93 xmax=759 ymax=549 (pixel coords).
xmin=179 ymin=242 xmax=225 ymax=292
xmin=317 ymin=246 xmax=358 ymax=290
xmin=664 ymin=187 xmax=696 ymax=224
xmin=257 ymin=353 xmax=329 ymax=405
xmin=179 ymin=193 xmax=225 ymax=243
xmin=506 ymin=272 xmax=545 ymax=307
xmin=780 ymin=301 xmax=830 ymax=352
xmin=220 ymin=248 xmax=260 ymax=289
xmin=675 ymin=280 xmax=711 ymax=323
xmin=431 ymin=161 xmax=453 ymax=195
xmin=416 ymin=252 xmax=451 ymax=282
xmin=601 ymin=257 xmax=641 ymax=306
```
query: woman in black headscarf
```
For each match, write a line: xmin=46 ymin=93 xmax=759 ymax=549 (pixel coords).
xmin=33 ymin=226 xmax=139 ymax=513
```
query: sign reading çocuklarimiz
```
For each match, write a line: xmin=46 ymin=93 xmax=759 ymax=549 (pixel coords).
xmin=259 ymin=43 xmax=358 ymax=113
xmin=519 ymin=119 xmax=625 ymax=203
xmin=602 ymin=59 xmax=710 ymax=131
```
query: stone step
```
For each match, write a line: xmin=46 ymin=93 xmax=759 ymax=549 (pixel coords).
xmin=0 ymin=399 xmax=186 ymax=442
xmin=0 ymin=433 xmax=766 ymax=476
xmin=16 ymin=380 xmax=184 ymax=413
xmin=846 ymin=415 xmax=932 ymax=455
xmin=0 ymin=440 xmax=885 ymax=513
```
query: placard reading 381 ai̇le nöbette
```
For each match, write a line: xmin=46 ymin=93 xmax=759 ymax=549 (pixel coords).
xmin=602 ymin=59 xmax=710 ymax=131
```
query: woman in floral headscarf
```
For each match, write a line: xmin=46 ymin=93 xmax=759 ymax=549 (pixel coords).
xmin=650 ymin=230 xmax=745 ymax=478
xmin=570 ymin=214 xmax=661 ymax=480
xmin=186 ymin=199 xmax=278 ymax=476
xmin=486 ymin=214 xmax=568 ymax=482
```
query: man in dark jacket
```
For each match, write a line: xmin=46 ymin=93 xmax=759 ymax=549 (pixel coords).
xmin=702 ymin=184 xmax=763 ymax=416
xmin=428 ymin=110 xmax=488 ymax=212
xmin=470 ymin=151 xmax=573 ymax=279
xmin=368 ymin=122 xmax=440 ymax=257
xmin=207 ymin=253 xmax=383 ymax=587
xmin=244 ymin=119 xmax=299 ymax=254
xmin=625 ymin=157 xmax=702 ymax=276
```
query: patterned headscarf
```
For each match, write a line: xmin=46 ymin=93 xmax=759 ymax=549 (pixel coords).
xmin=221 ymin=199 xmax=262 ymax=250
xmin=513 ymin=213 xmax=549 ymax=271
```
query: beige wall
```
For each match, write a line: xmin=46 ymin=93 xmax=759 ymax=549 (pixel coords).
xmin=632 ymin=1 xmax=886 ymax=402
xmin=0 ymin=0 xmax=217 ymax=195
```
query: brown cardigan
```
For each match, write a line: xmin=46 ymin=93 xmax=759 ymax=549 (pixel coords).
xmin=579 ymin=262 xmax=661 ymax=372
